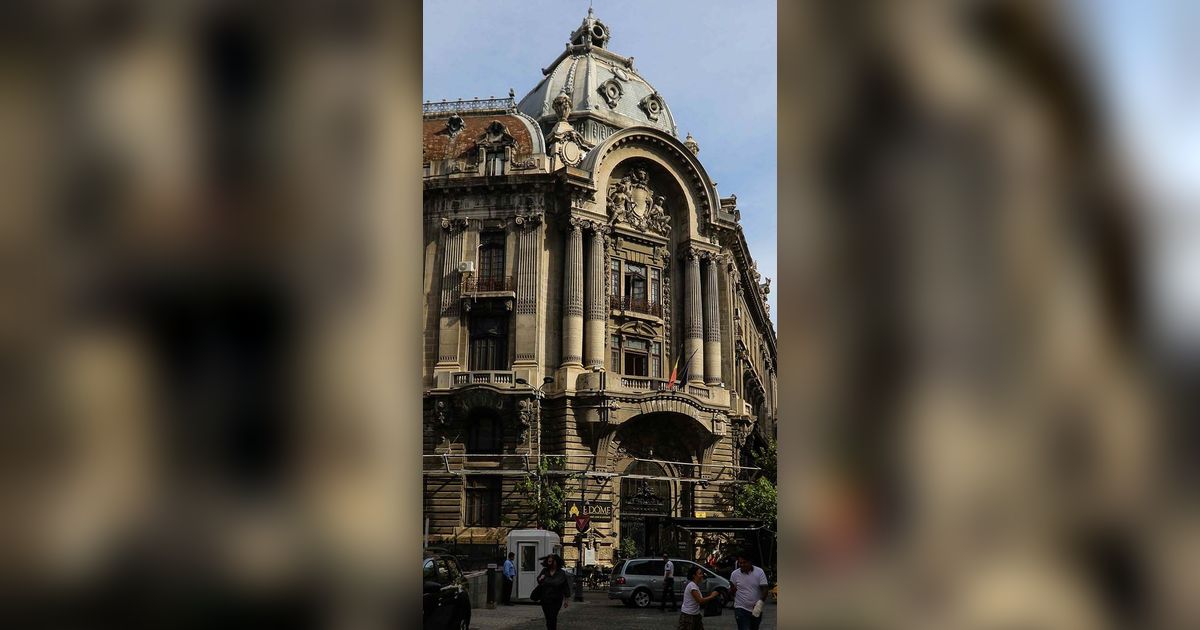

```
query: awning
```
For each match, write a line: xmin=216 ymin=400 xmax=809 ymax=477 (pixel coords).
xmin=667 ymin=517 xmax=766 ymax=532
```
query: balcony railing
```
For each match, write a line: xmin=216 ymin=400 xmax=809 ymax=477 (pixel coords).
xmin=462 ymin=275 xmax=515 ymax=293
xmin=619 ymin=376 xmax=672 ymax=391
xmin=687 ymin=385 xmax=711 ymax=398
xmin=451 ymin=371 xmax=515 ymax=386
xmin=610 ymin=294 xmax=663 ymax=318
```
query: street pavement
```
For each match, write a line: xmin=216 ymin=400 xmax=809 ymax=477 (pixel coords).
xmin=470 ymin=590 xmax=776 ymax=630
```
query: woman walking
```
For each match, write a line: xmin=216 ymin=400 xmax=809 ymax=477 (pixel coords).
xmin=535 ymin=554 xmax=571 ymax=630
xmin=679 ymin=565 xmax=721 ymax=630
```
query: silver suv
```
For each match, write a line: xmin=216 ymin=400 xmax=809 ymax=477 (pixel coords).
xmin=607 ymin=557 xmax=730 ymax=608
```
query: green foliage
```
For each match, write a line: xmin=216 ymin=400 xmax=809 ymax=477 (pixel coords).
xmin=619 ymin=535 xmax=639 ymax=559
xmin=514 ymin=456 xmax=567 ymax=533
xmin=750 ymin=436 xmax=777 ymax=484
xmin=733 ymin=476 xmax=777 ymax=530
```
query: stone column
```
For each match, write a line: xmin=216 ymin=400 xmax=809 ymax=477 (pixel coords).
xmin=513 ymin=213 xmax=543 ymax=370
xmin=703 ymin=254 xmax=722 ymax=385
xmin=436 ymin=218 xmax=468 ymax=371
xmin=684 ymin=246 xmax=705 ymax=384
xmin=561 ymin=218 xmax=584 ymax=367
xmin=584 ymin=224 xmax=607 ymax=370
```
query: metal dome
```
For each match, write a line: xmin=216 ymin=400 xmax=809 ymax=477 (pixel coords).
xmin=516 ymin=10 xmax=677 ymax=138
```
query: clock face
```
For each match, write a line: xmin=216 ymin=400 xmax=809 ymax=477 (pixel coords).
xmin=561 ymin=142 xmax=581 ymax=165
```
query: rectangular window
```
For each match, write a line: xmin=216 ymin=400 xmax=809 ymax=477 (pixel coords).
xmin=625 ymin=263 xmax=647 ymax=303
xmin=469 ymin=315 xmax=509 ymax=371
xmin=478 ymin=231 xmax=506 ymax=290
xmin=486 ymin=150 xmax=505 ymax=176
xmin=650 ymin=268 xmax=661 ymax=308
xmin=464 ymin=477 xmax=501 ymax=526
xmin=624 ymin=351 xmax=648 ymax=377
xmin=611 ymin=259 xmax=621 ymax=303
xmin=611 ymin=335 xmax=621 ymax=372
xmin=466 ymin=412 xmax=502 ymax=454
xmin=651 ymin=341 xmax=662 ymax=378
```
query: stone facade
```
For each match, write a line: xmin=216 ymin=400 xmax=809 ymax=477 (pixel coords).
xmin=422 ymin=10 xmax=777 ymax=565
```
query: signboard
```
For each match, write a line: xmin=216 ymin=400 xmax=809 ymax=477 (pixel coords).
xmin=584 ymin=546 xmax=597 ymax=566
xmin=575 ymin=515 xmax=590 ymax=532
xmin=566 ymin=500 xmax=613 ymax=523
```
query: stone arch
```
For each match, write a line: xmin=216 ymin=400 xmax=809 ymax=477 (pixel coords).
xmin=582 ymin=126 xmax=720 ymax=242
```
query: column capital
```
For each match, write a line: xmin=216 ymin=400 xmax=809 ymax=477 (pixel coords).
xmin=514 ymin=213 xmax=544 ymax=230
xmin=440 ymin=217 xmax=469 ymax=232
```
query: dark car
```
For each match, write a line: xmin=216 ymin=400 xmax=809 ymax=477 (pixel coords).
xmin=423 ymin=553 xmax=471 ymax=630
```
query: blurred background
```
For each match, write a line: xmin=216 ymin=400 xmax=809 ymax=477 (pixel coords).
xmin=0 ymin=1 xmax=1196 ymax=628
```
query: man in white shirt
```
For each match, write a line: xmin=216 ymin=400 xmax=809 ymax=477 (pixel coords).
xmin=659 ymin=553 xmax=676 ymax=611
xmin=728 ymin=554 xmax=769 ymax=630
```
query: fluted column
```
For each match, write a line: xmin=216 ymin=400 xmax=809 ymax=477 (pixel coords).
xmin=684 ymin=246 xmax=705 ymax=384
xmin=584 ymin=224 xmax=608 ymax=370
xmin=561 ymin=218 xmax=584 ymax=367
xmin=514 ymin=213 xmax=542 ymax=366
xmin=437 ymin=218 xmax=468 ymax=368
xmin=703 ymin=254 xmax=722 ymax=385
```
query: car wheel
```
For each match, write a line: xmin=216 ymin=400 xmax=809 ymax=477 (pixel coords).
xmin=631 ymin=588 xmax=652 ymax=608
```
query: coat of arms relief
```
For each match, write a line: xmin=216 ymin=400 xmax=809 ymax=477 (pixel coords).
xmin=606 ymin=168 xmax=672 ymax=236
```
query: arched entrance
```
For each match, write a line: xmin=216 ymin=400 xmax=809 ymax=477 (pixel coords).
xmin=619 ymin=459 xmax=671 ymax=557
xmin=611 ymin=411 xmax=715 ymax=558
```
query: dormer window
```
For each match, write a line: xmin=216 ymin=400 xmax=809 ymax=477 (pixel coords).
xmin=485 ymin=149 xmax=506 ymax=176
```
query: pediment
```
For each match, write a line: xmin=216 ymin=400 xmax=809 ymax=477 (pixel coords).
xmin=617 ymin=320 xmax=659 ymax=337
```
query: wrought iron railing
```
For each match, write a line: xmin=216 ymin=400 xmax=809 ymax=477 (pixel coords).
xmin=610 ymin=294 xmax=663 ymax=317
xmin=462 ymin=275 xmax=515 ymax=293
xmin=422 ymin=97 xmax=516 ymax=115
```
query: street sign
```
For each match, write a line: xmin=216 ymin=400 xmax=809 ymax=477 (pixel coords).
xmin=575 ymin=515 xmax=590 ymax=532
xmin=566 ymin=500 xmax=613 ymax=523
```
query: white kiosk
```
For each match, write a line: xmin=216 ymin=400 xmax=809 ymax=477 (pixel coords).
xmin=506 ymin=529 xmax=563 ymax=601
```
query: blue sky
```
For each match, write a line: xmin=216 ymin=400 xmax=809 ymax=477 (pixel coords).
xmin=423 ymin=0 xmax=778 ymax=326
xmin=1069 ymin=0 xmax=1200 ymax=350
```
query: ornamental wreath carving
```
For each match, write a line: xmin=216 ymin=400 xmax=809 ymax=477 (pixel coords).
xmin=606 ymin=167 xmax=671 ymax=236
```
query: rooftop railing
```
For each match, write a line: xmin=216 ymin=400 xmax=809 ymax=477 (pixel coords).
xmin=423 ymin=96 xmax=516 ymax=115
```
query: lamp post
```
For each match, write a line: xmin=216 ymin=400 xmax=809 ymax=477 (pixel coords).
xmin=515 ymin=376 xmax=554 ymax=521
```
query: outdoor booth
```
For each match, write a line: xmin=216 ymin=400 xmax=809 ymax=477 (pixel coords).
xmin=506 ymin=529 xmax=563 ymax=601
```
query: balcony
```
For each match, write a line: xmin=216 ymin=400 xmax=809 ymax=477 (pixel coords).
xmin=451 ymin=370 xmax=515 ymax=386
xmin=619 ymin=376 xmax=673 ymax=392
xmin=462 ymin=275 xmax=515 ymax=293
xmin=610 ymin=294 xmax=664 ymax=318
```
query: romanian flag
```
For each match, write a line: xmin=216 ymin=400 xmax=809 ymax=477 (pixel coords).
xmin=669 ymin=349 xmax=698 ymax=390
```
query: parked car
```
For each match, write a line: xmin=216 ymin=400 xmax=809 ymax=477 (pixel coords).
xmin=607 ymin=557 xmax=730 ymax=609
xmin=423 ymin=552 xmax=471 ymax=630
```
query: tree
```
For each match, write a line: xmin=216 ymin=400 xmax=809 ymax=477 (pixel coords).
xmin=734 ymin=476 xmax=777 ymax=530
xmin=514 ymin=456 xmax=567 ymax=532
xmin=733 ymin=436 xmax=777 ymax=529
xmin=619 ymin=535 xmax=639 ymax=559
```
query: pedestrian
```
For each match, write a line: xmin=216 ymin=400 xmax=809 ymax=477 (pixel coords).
xmin=659 ymin=553 xmax=677 ymax=611
xmin=678 ymin=564 xmax=721 ymax=630
xmin=535 ymin=554 xmax=570 ymax=630
xmin=502 ymin=551 xmax=516 ymax=605
xmin=727 ymin=554 xmax=769 ymax=630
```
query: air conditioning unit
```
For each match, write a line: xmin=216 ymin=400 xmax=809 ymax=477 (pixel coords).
xmin=457 ymin=260 xmax=475 ymax=274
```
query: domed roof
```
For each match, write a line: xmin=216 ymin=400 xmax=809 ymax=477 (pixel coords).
xmin=517 ymin=9 xmax=677 ymax=137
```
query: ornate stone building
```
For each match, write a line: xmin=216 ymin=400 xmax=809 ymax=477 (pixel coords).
xmin=422 ymin=10 xmax=777 ymax=564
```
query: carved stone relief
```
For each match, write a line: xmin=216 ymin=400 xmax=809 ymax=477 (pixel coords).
xmin=598 ymin=78 xmax=623 ymax=108
xmin=605 ymin=167 xmax=671 ymax=236
xmin=639 ymin=92 xmax=665 ymax=122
